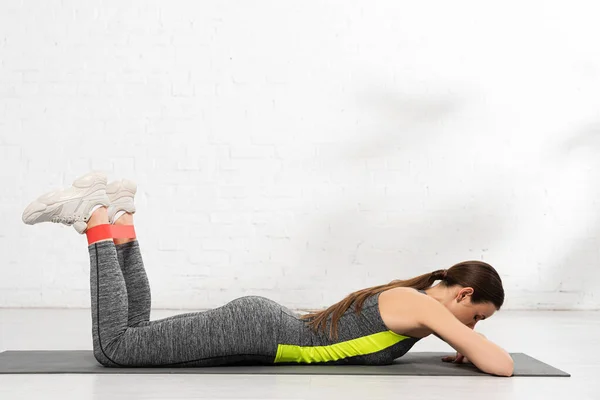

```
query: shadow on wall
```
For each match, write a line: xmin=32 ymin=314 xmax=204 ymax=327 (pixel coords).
xmin=293 ymin=86 xmax=514 ymax=308
xmin=542 ymin=122 xmax=600 ymax=309
xmin=299 ymin=94 xmax=600 ymax=310
xmin=345 ymin=89 xmax=463 ymax=159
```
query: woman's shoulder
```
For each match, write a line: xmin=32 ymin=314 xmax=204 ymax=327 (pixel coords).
xmin=380 ymin=286 xmax=427 ymax=300
xmin=378 ymin=287 xmax=434 ymax=338
xmin=378 ymin=286 xmax=429 ymax=307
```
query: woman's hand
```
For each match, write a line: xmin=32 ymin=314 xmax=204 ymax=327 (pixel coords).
xmin=442 ymin=351 xmax=470 ymax=364
xmin=441 ymin=332 xmax=486 ymax=364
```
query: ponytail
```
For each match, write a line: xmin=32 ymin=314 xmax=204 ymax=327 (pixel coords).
xmin=299 ymin=269 xmax=448 ymax=341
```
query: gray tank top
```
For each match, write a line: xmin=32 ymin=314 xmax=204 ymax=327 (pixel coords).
xmin=278 ymin=287 xmax=427 ymax=365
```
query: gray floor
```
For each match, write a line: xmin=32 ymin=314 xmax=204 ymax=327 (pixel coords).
xmin=1 ymin=308 xmax=598 ymax=399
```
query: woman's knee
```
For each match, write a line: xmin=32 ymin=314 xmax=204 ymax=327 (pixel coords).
xmin=92 ymin=337 xmax=129 ymax=367
xmin=93 ymin=346 xmax=118 ymax=367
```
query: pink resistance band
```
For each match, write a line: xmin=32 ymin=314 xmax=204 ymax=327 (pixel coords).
xmin=86 ymin=224 xmax=136 ymax=245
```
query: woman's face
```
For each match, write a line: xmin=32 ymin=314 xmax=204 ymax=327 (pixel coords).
xmin=445 ymin=287 xmax=497 ymax=329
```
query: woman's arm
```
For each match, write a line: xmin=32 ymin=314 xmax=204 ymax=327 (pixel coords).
xmin=415 ymin=294 xmax=514 ymax=377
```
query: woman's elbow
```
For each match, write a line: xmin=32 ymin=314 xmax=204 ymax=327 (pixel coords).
xmin=492 ymin=357 xmax=514 ymax=377
xmin=496 ymin=367 xmax=514 ymax=377
xmin=503 ymin=358 xmax=515 ymax=377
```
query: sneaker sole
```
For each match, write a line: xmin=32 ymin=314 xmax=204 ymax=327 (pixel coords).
xmin=22 ymin=172 xmax=108 ymax=225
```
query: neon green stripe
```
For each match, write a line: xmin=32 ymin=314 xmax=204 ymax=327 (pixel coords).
xmin=274 ymin=330 xmax=410 ymax=363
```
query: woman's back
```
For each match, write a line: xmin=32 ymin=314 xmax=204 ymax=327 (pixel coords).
xmin=275 ymin=290 xmax=425 ymax=365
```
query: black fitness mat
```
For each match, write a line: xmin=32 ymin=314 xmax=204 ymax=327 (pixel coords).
xmin=0 ymin=351 xmax=569 ymax=376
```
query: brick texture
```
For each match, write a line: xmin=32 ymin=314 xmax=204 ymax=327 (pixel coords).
xmin=1 ymin=1 xmax=599 ymax=310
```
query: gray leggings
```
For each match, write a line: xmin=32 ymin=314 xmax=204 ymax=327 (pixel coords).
xmin=90 ymin=240 xmax=417 ymax=367
xmin=90 ymin=240 xmax=292 ymax=367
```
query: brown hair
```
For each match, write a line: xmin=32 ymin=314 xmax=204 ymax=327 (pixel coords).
xmin=299 ymin=260 xmax=504 ymax=340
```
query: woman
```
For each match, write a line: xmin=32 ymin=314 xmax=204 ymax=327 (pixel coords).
xmin=22 ymin=171 xmax=514 ymax=376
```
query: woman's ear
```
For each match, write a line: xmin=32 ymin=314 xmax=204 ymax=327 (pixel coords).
xmin=457 ymin=287 xmax=474 ymax=302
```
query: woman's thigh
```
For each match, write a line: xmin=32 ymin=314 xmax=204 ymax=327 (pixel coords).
xmin=101 ymin=295 xmax=283 ymax=367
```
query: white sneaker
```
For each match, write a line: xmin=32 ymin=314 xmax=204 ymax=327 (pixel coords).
xmin=106 ymin=179 xmax=137 ymax=225
xmin=22 ymin=171 xmax=111 ymax=234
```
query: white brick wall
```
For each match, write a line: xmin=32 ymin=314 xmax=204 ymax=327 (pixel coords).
xmin=1 ymin=1 xmax=600 ymax=310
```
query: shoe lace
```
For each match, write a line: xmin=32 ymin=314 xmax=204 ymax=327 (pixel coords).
xmin=51 ymin=214 xmax=87 ymax=224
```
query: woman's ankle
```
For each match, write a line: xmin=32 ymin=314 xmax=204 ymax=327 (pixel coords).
xmin=114 ymin=238 xmax=135 ymax=245
xmin=87 ymin=207 xmax=109 ymax=230
xmin=114 ymin=212 xmax=133 ymax=226
xmin=113 ymin=212 xmax=134 ymax=245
